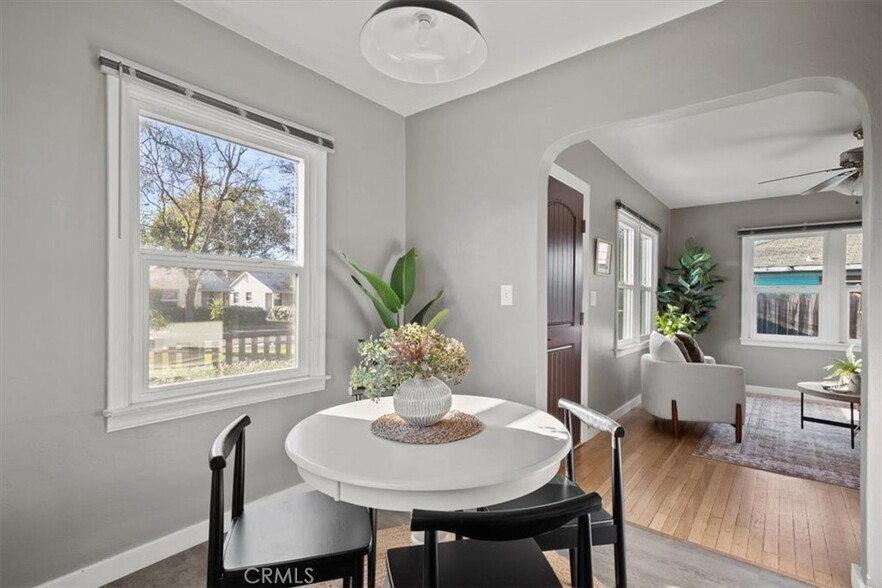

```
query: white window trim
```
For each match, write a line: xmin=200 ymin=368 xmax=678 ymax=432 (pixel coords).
xmin=740 ymin=229 xmax=861 ymax=352
xmin=616 ymin=210 xmax=658 ymax=353
xmin=104 ymin=72 xmax=328 ymax=432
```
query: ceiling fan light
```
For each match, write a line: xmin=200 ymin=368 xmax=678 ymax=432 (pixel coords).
xmin=360 ymin=0 xmax=487 ymax=84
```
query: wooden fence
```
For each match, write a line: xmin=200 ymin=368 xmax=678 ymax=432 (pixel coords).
xmin=151 ymin=328 xmax=293 ymax=368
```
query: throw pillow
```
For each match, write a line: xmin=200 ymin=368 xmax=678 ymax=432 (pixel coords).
xmin=675 ymin=333 xmax=705 ymax=364
xmin=649 ymin=331 xmax=687 ymax=363
xmin=671 ymin=336 xmax=693 ymax=363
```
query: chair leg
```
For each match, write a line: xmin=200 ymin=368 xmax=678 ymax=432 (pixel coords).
xmin=344 ymin=577 xmax=352 ymax=588
xmin=367 ymin=508 xmax=377 ymax=588
xmin=735 ymin=403 xmax=743 ymax=444
xmin=569 ymin=548 xmax=578 ymax=587
xmin=352 ymin=555 xmax=365 ymax=588
xmin=671 ymin=400 xmax=679 ymax=438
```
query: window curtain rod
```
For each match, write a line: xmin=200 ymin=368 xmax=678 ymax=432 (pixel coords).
xmin=98 ymin=51 xmax=335 ymax=152
xmin=737 ymin=219 xmax=861 ymax=236
xmin=615 ymin=200 xmax=661 ymax=233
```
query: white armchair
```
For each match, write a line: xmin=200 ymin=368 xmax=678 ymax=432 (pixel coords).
xmin=640 ymin=334 xmax=746 ymax=443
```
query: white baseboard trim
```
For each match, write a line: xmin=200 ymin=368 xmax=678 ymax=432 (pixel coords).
xmin=580 ymin=394 xmax=641 ymax=443
xmin=36 ymin=483 xmax=308 ymax=588
xmin=852 ymin=563 xmax=873 ymax=588
xmin=747 ymin=384 xmax=841 ymax=404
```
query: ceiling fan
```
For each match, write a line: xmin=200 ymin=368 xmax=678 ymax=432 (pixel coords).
xmin=759 ymin=128 xmax=863 ymax=196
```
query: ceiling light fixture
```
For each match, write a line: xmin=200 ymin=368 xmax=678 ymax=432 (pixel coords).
xmin=360 ymin=0 xmax=487 ymax=84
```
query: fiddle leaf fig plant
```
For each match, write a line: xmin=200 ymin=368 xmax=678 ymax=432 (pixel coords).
xmin=657 ymin=238 xmax=727 ymax=334
xmin=344 ymin=247 xmax=447 ymax=331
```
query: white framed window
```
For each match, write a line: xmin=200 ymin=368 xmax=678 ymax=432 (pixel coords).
xmin=104 ymin=60 xmax=329 ymax=431
xmin=740 ymin=227 xmax=862 ymax=350
xmin=616 ymin=210 xmax=658 ymax=352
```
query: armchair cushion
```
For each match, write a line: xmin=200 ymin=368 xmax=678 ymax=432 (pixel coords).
xmin=649 ymin=331 xmax=688 ymax=363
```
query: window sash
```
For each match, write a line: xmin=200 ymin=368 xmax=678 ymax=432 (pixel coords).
xmin=741 ymin=229 xmax=859 ymax=348
xmin=106 ymin=72 xmax=328 ymax=431
xmin=617 ymin=211 xmax=657 ymax=349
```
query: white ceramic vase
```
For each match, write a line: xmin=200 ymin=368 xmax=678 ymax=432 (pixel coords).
xmin=393 ymin=376 xmax=452 ymax=426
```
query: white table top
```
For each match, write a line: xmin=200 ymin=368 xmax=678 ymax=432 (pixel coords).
xmin=285 ymin=395 xmax=571 ymax=512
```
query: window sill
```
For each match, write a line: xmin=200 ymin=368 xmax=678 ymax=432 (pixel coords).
xmin=615 ymin=341 xmax=649 ymax=358
xmin=739 ymin=338 xmax=861 ymax=352
xmin=104 ymin=375 xmax=329 ymax=432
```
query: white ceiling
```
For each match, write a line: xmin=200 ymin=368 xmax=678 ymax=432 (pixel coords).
xmin=178 ymin=0 xmax=718 ymax=116
xmin=588 ymin=91 xmax=863 ymax=209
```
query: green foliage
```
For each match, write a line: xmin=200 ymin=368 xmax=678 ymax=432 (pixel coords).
xmin=656 ymin=305 xmax=697 ymax=337
xmin=267 ymin=305 xmax=294 ymax=322
xmin=222 ymin=306 xmax=269 ymax=330
xmin=657 ymin=238 xmax=727 ymax=334
xmin=825 ymin=344 xmax=862 ymax=379
xmin=149 ymin=308 xmax=170 ymax=330
xmin=349 ymin=324 xmax=470 ymax=400
xmin=344 ymin=247 xmax=447 ymax=332
xmin=208 ymin=298 xmax=225 ymax=321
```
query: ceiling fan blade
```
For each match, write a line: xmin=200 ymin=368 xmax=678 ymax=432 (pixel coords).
xmin=759 ymin=167 xmax=850 ymax=185
xmin=800 ymin=171 xmax=858 ymax=196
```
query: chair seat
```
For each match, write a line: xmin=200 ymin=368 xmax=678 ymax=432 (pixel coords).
xmin=483 ymin=475 xmax=615 ymax=547
xmin=223 ymin=489 xmax=371 ymax=571
xmin=386 ymin=538 xmax=562 ymax=588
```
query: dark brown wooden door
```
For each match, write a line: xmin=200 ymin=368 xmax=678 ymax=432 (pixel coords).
xmin=547 ymin=176 xmax=584 ymax=444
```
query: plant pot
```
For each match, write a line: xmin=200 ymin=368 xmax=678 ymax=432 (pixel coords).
xmin=393 ymin=376 xmax=452 ymax=427
xmin=848 ymin=373 xmax=862 ymax=394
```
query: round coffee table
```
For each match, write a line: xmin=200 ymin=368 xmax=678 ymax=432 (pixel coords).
xmin=796 ymin=381 xmax=861 ymax=448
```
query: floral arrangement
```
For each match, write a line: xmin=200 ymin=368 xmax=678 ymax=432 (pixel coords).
xmin=349 ymin=323 xmax=470 ymax=400
xmin=825 ymin=344 xmax=862 ymax=384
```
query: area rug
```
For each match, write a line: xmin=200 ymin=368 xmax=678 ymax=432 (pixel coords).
xmin=315 ymin=525 xmax=600 ymax=588
xmin=693 ymin=393 xmax=860 ymax=488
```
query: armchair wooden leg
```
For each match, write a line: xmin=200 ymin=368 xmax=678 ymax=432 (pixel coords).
xmin=671 ymin=400 xmax=679 ymax=438
xmin=735 ymin=403 xmax=743 ymax=444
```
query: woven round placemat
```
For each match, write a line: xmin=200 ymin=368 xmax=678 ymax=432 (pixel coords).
xmin=370 ymin=410 xmax=483 ymax=444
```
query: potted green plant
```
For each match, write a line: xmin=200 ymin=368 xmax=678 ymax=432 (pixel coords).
xmin=349 ymin=324 xmax=470 ymax=426
xmin=655 ymin=304 xmax=698 ymax=337
xmin=657 ymin=238 xmax=727 ymax=334
xmin=825 ymin=344 xmax=862 ymax=393
xmin=344 ymin=247 xmax=448 ymax=331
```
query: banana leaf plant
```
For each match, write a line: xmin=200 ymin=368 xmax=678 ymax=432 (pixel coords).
xmin=657 ymin=238 xmax=727 ymax=334
xmin=344 ymin=247 xmax=448 ymax=332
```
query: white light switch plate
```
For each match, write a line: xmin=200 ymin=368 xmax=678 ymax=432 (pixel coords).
xmin=500 ymin=285 xmax=513 ymax=306
xmin=590 ymin=291 xmax=597 ymax=307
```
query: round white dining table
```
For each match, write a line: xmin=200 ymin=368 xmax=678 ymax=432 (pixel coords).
xmin=285 ymin=394 xmax=571 ymax=512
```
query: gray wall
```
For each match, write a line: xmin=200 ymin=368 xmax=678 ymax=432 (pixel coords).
xmin=555 ymin=142 xmax=670 ymax=415
xmin=404 ymin=0 xmax=881 ymax=411
xmin=0 ymin=2 xmax=404 ymax=586
xmin=669 ymin=192 xmax=863 ymax=389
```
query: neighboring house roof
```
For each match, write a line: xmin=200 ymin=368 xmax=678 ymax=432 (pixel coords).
xmin=229 ymin=271 xmax=292 ymax=293
xmin=200 ymin=270 xmax=232 ymax=292
xmin=754 ymin=234 xmax=862 ymax=270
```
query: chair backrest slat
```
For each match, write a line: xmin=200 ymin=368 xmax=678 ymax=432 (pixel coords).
xmin=209 ymin=414 xmax=251 ymax=470
xmin=411 ymin=492 xmax=603 ymax=541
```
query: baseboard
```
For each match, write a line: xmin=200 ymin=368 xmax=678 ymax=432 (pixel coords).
xmin=36 ymin=483 xmax=308 ymax=588
xmin=852 ymin=563 xmax=873 ymax=588
xmin=747 ymin=384 xmax=841 ymax=404
xmin=580 ymin=394 xmax=641 ymax=443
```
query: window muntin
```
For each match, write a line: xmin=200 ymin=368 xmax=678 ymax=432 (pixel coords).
xmin=616 ymin=211 xmax=658 ymax=349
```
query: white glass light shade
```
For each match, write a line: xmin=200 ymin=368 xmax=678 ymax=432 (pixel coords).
xmin=360 ymin=0 xmax=487 ymax=84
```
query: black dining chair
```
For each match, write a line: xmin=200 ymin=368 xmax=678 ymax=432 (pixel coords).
xmin=481 ymin=399 xmax=628 ymax=588
xmin=386 ymin=492 xmax=604 ymax=588
xmin=207 ymin=415 xmax=373 ymax=588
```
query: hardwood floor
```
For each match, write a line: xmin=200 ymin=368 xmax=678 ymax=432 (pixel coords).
xmin=573 ymin=407 xmax=860 ymax=587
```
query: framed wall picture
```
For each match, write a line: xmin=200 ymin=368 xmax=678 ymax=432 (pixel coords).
xmin=595 ymin=238 xmax=612 ymax=275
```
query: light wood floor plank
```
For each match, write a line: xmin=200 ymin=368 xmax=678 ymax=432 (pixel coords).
xmin=571 ymin=405 xmax=860 ymax=586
